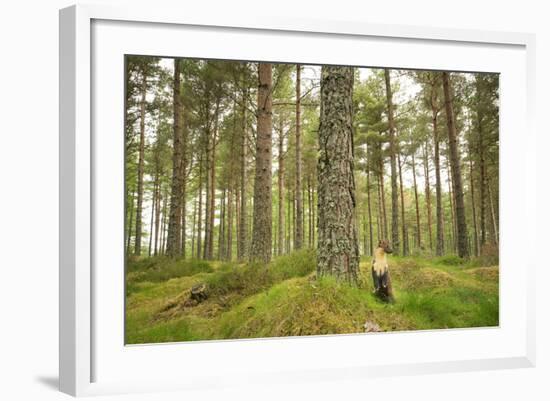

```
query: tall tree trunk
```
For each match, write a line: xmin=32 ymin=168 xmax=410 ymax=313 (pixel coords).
xmin=378 ymin=157 xmax=388 ymax=240
xmin=197 ymin=155 xmax=203 ymax=258
xmin=148 ymin=180 xmax=157 ymax=257
xmin=384 ymin=69 xmax=400 ymax=254
xmin=422 ymin=142 xmax=433 ymax=251
xmin=398 ymin=153 xmax=408 ymax=256
xmin=206 ymin=103 xmax=220 ymax=260
xmin=166 ymin=59 xmax=183 ymax=257
xmin=431 ymin=94 xmax=444 ymax=256
xmin=469 ymin=152 xmax=479 ymax=257
xmin=294 ymin=64 xmax=303 ymax=250
xmin=250 ymin=63 xmax=273 ymax=263
xmin=411 ymin=152 xmax=422 ymax=250
xmin=191 ymin=196 xmax=197 ymax=259
xmin=308 ymin=175 xmax=313 ymax=248
xmin=366 ymin=160 xmax=374 ymax=256
xmin=160 ymin=188 xmax=168 ymax=255
xmin=154 ymin=180 xmax=162 ymax=256
xmin=317 ymin=66 xmax=359 ymax=284
xmin=442 ymin=71 xmax=469 ymax=258
xmin=180 ymin=112 xmax=189 ymax=258
xmin=218 ymin=188 xmax=226 ymax=259
xmin=277 ymin=124 xmax=285 ymax=256
xmin=478 ymin=99 xmax=487 ymax=248
xmin=134 ymin=66 xmax=148 ymax=256
xmin=238 ymin=88 xmax=248 ymax=261
xmin=446 ymin=152 xmax=457 ymax=252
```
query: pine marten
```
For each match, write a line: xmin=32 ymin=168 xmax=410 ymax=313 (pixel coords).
xmin=372 ymin=239 xmax=393 ymax=300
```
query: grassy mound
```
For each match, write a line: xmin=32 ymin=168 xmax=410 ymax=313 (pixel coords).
xmin=125 ymin=251 xmax=499 ymax=344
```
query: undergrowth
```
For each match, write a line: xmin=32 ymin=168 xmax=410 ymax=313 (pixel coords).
xmin=125 ymin=250 xmax=499 ymax=344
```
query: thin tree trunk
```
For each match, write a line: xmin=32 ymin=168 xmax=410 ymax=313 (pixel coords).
xmin=191 ymin=196 xmax=197 ymax=259
xmin=446 ymin=152 xmax=457 ymax=253
xmin=366 ymin=160 xmax=374 ymax=256
xmin=469 ymin=153 xmax=479 ymax=257
xmin=134 ymin=66 xmax=148 ymax=256
xmin=148 ymin=180 xmax=157 ymax=257
xmin=422 ymin=142 xmax=433 ymax=252
xmin=294 ymin=64 xmax=303 ymax=250
xmin=206 ymin=103 xmax=220 ymax=260
xmin=398 ymin=153 xmax=408 ymax=256
xmin=432 ymin=94 xmax=444 ymax=256
xmin=317 ymin=66 xmax=359 ymax=284
xmin=384 ymin=69 xmax=400 ymax=254
xmin=277 ymin=124 xmax=285 ymax=256
xmin=442 ymin=71 xmax=469 ymax=258
xmin=250 ymin=63 xmax=273 ymax=263
xmin=238 ymin=87 xmax=248 ymax=261
xmin=411 ymin=152 xmax=422 ymax=250
xmin=197 ymin=155 xmax=203 ymax=258
xmin=218 ymin=188 xmax=226 ymax=259
xmin=154 ymin=180 xmax=162 ymax=256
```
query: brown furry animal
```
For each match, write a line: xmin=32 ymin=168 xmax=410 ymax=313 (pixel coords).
xmin=372 ymin=239 xmax=394 ymax=302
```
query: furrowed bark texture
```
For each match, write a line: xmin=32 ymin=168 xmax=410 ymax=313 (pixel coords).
xmin=250 ymin=63 xmax=273 ymax=263
xmin=317 ymin=66 xmax=359 ymax=284
xmin=166 ymin=59 xmax=183 ymax=256
xmin=442 ymin=72 xmax=469 ymax=258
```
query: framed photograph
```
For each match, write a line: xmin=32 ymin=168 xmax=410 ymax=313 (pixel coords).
xmin=59 ymin=4 xmax=536 ymax=397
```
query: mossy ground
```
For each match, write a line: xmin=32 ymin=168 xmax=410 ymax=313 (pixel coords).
xmin=125 ymin=250 xmax=498 ymax=344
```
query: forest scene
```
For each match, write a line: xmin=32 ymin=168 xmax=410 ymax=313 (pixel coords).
xmin=125 ymin=56 xmax=499 ymax=344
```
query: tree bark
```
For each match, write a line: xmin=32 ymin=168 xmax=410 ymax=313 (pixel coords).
xmin=126 ymin=188 xmax=135 ymax=255
xmin=317 ymin=66 xmax=359 ymax=284
xmin=442 ymin=71 xmax=469 ymax=258
xmin=238 ymin=87 xmax=248 ymax=261
xmin=366 ymin=157 xmax=374 ymax=256
xmin=431 ymin=87 xmax=445 ymax=256
xmin=469 ymin=150 xmax=480 ymax=257
xmin=294 ymin=64 xmax=303 ymax=250
xmin=398 ymin=153 xmax=408 ymax=256
xmin=411 ymin=151 xmax=422 ymax=250
xmin=166 ymin=59 xmax=183 ymax=257
xmin=384 ymin=69 xmax=400 ymax=254
xmin=250 ymin=63 xmax=273 ymax=263
xmin=277 ymin=122 xmax=285 ymax=256
xmin=422 ymin=142 xmax=433 ymax=252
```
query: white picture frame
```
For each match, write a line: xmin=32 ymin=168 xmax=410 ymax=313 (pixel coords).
xmin=59 ymin=3 xmax=536 ymax=397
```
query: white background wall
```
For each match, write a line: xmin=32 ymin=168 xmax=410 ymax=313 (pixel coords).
xmin=0 ymin=1 xmax=547 ymax=400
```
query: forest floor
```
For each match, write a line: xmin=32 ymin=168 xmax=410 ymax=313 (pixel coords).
xmin=125 ymin=250 xmax=499 ymax=344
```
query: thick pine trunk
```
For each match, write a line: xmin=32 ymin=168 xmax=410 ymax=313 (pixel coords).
xmin=442 ymin=71 xmax=469 ymax=258
xmin=148 ymin=180 xmax=157 ymax=257
xmin=384 ymin=69 xmax=400 ymax=255
xmin=378 ymin=159 xmax=388 ymax=240
xmin=250 ymin=63 xmax=273 ymax=263
xmin=317 ymin=66 xmax=359 ymax=284
xmin=154 ymin=181 xmax=162 ymax=256
xmin=166 ymin=59 xmax=183 ymax=257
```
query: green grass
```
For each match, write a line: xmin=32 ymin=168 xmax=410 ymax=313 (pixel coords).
xmin=125 ymin=251 xmax=499 ymax=344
